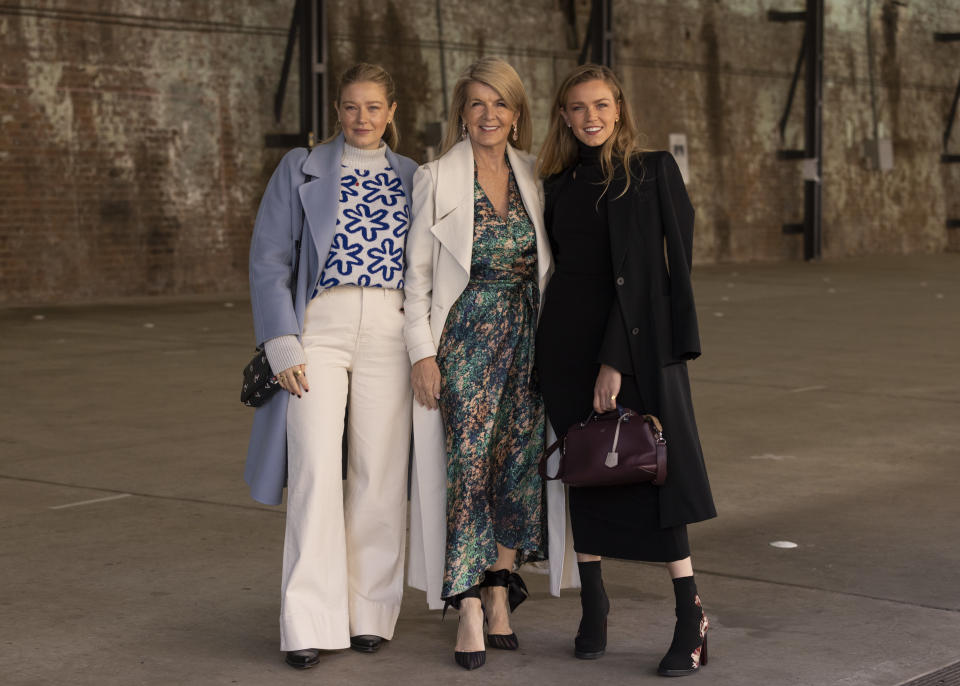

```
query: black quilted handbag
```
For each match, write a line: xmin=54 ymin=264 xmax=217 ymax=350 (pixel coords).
xmin=240 ymin=348 xmax=282 ymax=408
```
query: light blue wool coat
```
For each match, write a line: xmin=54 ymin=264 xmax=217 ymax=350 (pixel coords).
xmin=244 ymin=133 xmax=417 ymax=505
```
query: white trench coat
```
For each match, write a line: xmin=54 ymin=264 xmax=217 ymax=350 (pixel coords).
xmin=403 ymin=138 xmax=578 ymax=610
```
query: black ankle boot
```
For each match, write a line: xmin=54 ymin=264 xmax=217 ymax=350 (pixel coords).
xmin=444 ymin=586 xmax=486 ymax=670
xmin=657 ymin=576 xmax=709 ymax=677
xmin=574 ymin=561 xmax=609 ymax=659
xmin=479 ymin=568 xmax=528 ymax=650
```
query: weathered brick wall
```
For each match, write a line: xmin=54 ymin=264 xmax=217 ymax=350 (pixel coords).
xmin=601 ymin=0 xmax=960 ymax=262
xmin=335 ymin=0 xmax=960 ymax=263
xmin=2 ymin=1 xmax=958 ymax=304
xmin=325 ymin=0 xmax=580 ymax=162
xmin=0 ymin=1 xmax=297 ymax=304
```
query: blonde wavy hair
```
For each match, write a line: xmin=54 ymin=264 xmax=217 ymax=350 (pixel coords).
xmin=440 ymin=57 xmax=532 ymax=155
xmin=328 ymin=62 xmax=400 ymax=149
xmin=537 ymin=64 xmax=645 ymax=197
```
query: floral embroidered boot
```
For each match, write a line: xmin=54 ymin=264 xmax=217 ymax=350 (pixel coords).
xmin=657 ymin=576 xmax=709 ymax=677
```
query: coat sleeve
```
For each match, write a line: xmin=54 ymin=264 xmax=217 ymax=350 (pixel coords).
xmin=597 ymin=304 xmax=635 ymax=374
xmin=403 ymin=164 xmax=439 ymax=364
xmin=657 ymin=152 xmax=701 ymax=361
xmin=249 ymin=148 xmax=308 ymax=347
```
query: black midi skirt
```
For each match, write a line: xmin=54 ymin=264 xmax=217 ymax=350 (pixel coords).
xmin=536 ymin=275 xmax=689 ymax=562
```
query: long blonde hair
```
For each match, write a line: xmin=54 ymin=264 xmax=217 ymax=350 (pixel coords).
xmin=537 ymin=64 xmax=645 ymax=197
xmin=329 ymin=63 xmax=399 ymax=149
xmin=440 ymin=57 xmax=532 ymax=155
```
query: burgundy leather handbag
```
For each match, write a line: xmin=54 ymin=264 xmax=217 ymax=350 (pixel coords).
xmin=539 ymin=407 xmax=667 ymax=487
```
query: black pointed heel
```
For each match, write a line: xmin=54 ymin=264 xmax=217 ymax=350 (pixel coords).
xmin=480 ymin=569 xmax=528 ymax=650
xmin=444 ymin=586 xmax=486 ymax=670
xmin=657 ymin=595 xmax=710 ymax=677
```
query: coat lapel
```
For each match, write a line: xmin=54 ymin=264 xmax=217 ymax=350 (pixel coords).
xmin=606 ymin=167 xmax=632 ymax=276
xmin=298 ymin=134 xmax=344 ymax=280
xmin=430 ymin=138 xmax=474 ymax=275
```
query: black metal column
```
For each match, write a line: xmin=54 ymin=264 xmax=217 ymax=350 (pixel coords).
xmin=266 ymin=0 xmax=328 ymax=149
xmin=768 ymin=2 xmax=823 ymax=260
xmin=934 ymin=32 xmax=960 ymax=230
xmin=306 ymin=0 xmax=328 ymax=146
xmin=804 ymin=0 xmax=824 ymax=260
xmin=579 ymin=0 xmax=613 ymax=67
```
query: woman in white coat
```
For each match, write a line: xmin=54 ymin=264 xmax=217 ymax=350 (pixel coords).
xmin=247 ymin=63 xmax=417 ymax=671
xmin=403 ymin=57 xmax=568 ymax=670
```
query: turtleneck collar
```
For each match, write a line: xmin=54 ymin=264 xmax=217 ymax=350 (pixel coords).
xmin=342 ymin=140 xmax=387 ymax=169
xmin=576 ymin=138 xmax=603 ymax=166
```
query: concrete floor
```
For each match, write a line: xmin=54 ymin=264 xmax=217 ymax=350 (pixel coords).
xmin=2 ymin=254 xmax=959 ymax=686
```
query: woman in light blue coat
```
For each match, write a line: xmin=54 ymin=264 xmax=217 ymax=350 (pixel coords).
xmin=245 ymin=63 xmax=417 ymax=671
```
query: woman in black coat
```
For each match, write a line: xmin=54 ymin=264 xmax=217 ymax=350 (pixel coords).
xmin=536 ymin=64 xmax=716 ymax=677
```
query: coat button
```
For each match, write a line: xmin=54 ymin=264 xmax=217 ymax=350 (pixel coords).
xmin=632 ymin=327 xmax=640 ymax=335
xmin=616 ymin=277 xmax=624 ymax=286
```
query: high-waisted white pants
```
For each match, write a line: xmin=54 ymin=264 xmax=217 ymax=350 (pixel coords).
xmin=280 ymin=285 xmax=411 ymax=651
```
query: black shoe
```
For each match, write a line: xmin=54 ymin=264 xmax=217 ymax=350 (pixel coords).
xmin=350 ymin=635 xmax=385 ymax=653
xmin=285 ymin=648 xmax=320 ymax=669
xmin=480 ymin=569 xmax=528 ymax=650
xmin=444 ymin=586 xmax=486 ymax=670
xmin=657 ymin=595 xmax=709 ymax=677
xmin=575 ymin=561 xmax=609 ymax=659
xmin=574 ymin=604 xmax=609 ymax=659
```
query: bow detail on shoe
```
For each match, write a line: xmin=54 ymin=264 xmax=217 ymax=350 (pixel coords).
xmin=481 ymin=569 xmax=529 ymax=612
xmin=507 ymin=572 xmax=529 ymax=611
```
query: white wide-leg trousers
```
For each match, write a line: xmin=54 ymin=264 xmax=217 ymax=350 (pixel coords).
xmin=280 ymin=285 xmax=412 ymax=651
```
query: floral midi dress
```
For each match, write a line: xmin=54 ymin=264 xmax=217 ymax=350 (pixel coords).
xmin=436 ymin=165 xmax=546 ymax=599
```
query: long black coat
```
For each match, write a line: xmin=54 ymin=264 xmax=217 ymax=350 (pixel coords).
xmin=543 ymin=150 xmax=717 ymax=527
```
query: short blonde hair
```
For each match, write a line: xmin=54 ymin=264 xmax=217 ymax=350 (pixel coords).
xmin=537 ymin=64 xmax=645 ymax=197
xmin=440 ymin=57 xmax=532 ymax=155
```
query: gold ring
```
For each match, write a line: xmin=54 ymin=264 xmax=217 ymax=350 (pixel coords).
xmin=293 ymin=370 xmax=303 ymax=376
xmin=610 ymin=395 xmax=617 ymax=401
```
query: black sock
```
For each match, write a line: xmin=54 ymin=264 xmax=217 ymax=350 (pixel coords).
xmin=672 ymin=575 xmax=699 ymax=611
xmin=578 ymin=561 xmax=604 ymax=602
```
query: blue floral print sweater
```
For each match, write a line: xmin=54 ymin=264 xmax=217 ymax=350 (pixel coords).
xmin=317 ymin=142 xmax=410 ymax=292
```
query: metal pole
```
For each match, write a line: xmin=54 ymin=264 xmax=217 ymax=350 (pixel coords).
xmin=435 ymin=0 xmax=448 ymax=120
xmin=602 ymin=0 xmax=613 ymax=68
xmin=298 ymin=0 xmax=313 ymax=146
xmin=803 ymin=0 xmax=823 ymax=260
xmin=316 ymin=0 xmax=328 ymax=143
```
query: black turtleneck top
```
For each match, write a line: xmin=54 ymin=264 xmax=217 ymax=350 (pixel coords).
xmin=538 ymin=139 xmax=632 ymax=402
xmin=549 ymin=140 xmax=612 ymax=279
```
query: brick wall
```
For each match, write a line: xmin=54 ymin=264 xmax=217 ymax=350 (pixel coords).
xmin=2 ymin=1 xmax=958 ymax=304
xmin=0 ymin=1 xmax=297 ymax=304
